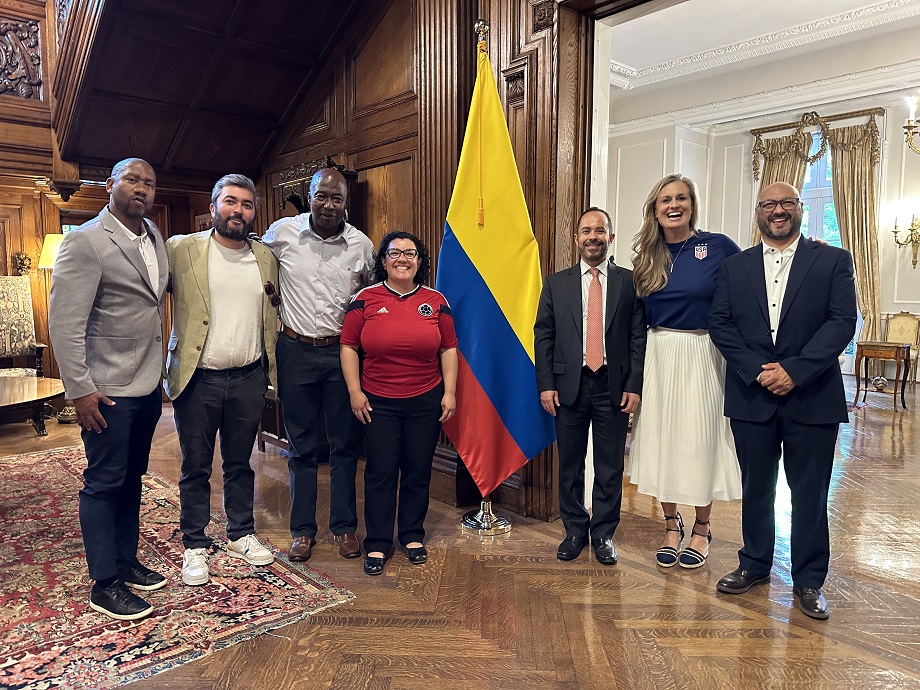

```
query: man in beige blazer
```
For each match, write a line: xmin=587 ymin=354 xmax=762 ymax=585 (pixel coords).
xmin=163 ymin=174 xmax=279 ymax=586
xmin=50 ymin=158 xmax=169 ymax=621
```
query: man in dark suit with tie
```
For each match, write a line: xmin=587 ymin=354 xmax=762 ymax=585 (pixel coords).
xmin=535 ymin=207 xmax=646 ymax=565
xmin=708 ymin=182 xmax=857 ymax=619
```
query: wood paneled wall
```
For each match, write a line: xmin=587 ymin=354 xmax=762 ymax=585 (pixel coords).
xmin=261 ymin=0 xmax=593 ymax=521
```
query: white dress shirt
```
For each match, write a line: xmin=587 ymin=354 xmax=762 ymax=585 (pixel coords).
xmin=112 ymin=214 xmax=159 ymax=295
xmin=261 ymin=213 xmax=375 ymax=338
xmin=762 ymin=234 xmax=801 ymax=344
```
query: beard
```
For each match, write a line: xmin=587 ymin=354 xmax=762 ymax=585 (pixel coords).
xmin=577 ymin=240 xmax=608 ymax=263
xmin=758 ymin=209 xmax=803 ymax=242
xmin=213 ymin=210 xmax=254 ymax=241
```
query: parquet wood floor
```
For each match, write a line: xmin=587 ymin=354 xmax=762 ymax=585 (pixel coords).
xmin=2 ymin=378 xmax=918 ymax=689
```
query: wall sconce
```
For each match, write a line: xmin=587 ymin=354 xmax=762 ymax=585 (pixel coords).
xmin=906 ymin=96 xmax=920 ymax=155
xmin=893 ymin=216 xmax=920 ymax=269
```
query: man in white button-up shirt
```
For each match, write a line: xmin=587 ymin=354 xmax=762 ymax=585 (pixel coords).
xmin=709 ymin=182 xmax=857 ymax=621
xmin=261 ymin=167 xmax=374 ymax=563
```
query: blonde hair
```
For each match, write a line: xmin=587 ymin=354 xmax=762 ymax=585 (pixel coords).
xmin=631 ymin=174 xmax=699 ymax=298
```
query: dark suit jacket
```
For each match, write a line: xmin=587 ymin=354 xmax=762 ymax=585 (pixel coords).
xmin=708 ymin=236 xmax=857 ymax=425
xmin=534 ymin=259 xmax=646 ymax=406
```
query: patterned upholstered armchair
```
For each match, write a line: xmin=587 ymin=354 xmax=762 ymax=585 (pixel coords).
xmin=0 ymin=275 xmax=45 ymax=377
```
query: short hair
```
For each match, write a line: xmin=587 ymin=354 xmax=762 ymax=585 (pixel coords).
xmin=308 ymin=167 xmax=348 ymax=202
xmin=211 ymin=174 xmax=257 ymax=206
xmin=110 ymin=157 xmax=153 ymax=180
xmin=373 ymin=231 xmax=431 ymax=285
xmin=577 ymin=206 xmax=612 ymax=232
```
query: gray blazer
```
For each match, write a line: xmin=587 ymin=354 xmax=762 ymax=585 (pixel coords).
xmin=50 ymin=207 xmax=169 ymax=399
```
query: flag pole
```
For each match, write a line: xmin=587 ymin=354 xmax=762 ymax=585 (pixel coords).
xmin=458 ymin=19 xmax=513 ymax=537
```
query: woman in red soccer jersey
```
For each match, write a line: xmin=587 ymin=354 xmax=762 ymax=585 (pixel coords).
xmin=341 ymin=231 xmax=458 ymax=576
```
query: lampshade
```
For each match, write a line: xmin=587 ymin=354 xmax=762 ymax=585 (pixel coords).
xmin=38 ymin=234 xmax=65 ymax=269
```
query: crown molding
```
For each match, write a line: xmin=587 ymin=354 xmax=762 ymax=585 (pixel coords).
xmin=610 ymin=59 xmax=920 ymax=136
xmin=610 ymin=0 xmax=920 ymax=90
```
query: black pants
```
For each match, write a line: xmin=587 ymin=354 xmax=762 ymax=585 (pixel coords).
xmin=362 ymin=383 xmax=443 ymax=555
xmin=172 ymin=361 xmax=267 ymax=549
xmin=276 ymin=333 xmax=358 ymax=538
xmin=555 ymin=368 xmax=628 ymax=542
xmin=730 ymin=408 xmax=838 ymax=589
xmin=80 ymin=388 xmax=161 ymax=582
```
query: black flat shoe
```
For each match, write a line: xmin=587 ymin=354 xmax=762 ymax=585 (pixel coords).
xmin=793 ymin=586 xmax=829 ymax=619
xmin=592 ymin=537 xmax=618 ymax=565
xmin=364 ymin=556 xmax=386 ymax=576
xmin=402 ymin=545 xmax=428 ymax=565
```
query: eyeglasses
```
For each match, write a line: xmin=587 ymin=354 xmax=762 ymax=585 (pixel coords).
xmin=263 ymin=281 xmax=280 ymax=307
xmin=385 ymin=248 xmax=418 ymax=259
xmin=757 ymin=198 xmax=801 ymax=212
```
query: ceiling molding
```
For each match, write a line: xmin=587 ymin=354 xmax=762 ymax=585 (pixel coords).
xmin=609 ymin=58 xmax=920 ymax=135
xmin=610 ymin=0 xmax=920 ymax=89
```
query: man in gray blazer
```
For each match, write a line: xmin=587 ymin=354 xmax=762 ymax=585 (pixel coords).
xmin=50 ymin=158 xmax=169 ymax=621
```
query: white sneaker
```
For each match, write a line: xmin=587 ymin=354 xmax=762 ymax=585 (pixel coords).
xmin=182 ymin=548 xmax=210 ymax=586
xmin=227 ymin=534 xmax=275 ymax=566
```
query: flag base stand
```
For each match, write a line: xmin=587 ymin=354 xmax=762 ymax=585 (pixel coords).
xmin=460 ymin=500 xmax=512 ymax=535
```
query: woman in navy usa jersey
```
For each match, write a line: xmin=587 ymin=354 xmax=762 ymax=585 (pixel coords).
xmin=627 ymin=174 xmax=742 ymax=570
xmin=341 ymin=231 xmax=458 ymax=576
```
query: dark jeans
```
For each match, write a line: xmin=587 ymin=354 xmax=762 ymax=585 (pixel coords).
xmin=173 ymin=361 xmax=267 ymax=549
xmin=363 ymin=383 xmax=443 ymax=555
xmin=80 ymin=388 xmax=161 ymax=582
xmin=276 ymin=332 xmax=358 ymax=538
xmin=555 ymin=368 xmax=628 ymax=542
xmin=731 ymin=409 xmax=839 ymax=589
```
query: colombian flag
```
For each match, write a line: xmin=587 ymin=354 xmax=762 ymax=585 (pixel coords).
xmin=436 ymin=41 xmax=556 ymax=497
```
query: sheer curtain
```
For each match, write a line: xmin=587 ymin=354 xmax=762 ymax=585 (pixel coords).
xmin=750 ymin=132 xmax=812 ymax=245
xmin=828 ymin=120 xmax=882 ymax=343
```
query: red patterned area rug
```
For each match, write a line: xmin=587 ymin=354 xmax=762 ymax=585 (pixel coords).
xmin=0 ymin=446 xmax=354 ymax=689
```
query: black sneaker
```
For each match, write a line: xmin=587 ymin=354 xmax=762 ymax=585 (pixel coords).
xmin=89 ymin=581 xmax=154 ymax=621
xmin=121 ymin=560 xmax=168 ymax=591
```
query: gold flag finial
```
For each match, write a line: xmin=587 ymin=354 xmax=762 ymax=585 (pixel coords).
xmin=474 ymin=19 xmax=489 ymax=44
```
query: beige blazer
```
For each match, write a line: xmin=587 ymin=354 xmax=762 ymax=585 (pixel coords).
xmin=163 ymin=230 xmax=279 ymax=400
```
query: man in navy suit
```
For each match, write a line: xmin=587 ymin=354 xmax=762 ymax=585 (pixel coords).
xmin=534 ymin=207 xmax=646 ymax=565
xmin=708 ymin=182 xmax=856 ymax=619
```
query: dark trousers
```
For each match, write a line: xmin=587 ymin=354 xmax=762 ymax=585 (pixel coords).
xmin=79 ymin=388 xmax=161 ymax=582
xmin=555 ymin=368 xmax=628 ymax=542
xmin=362 ymin=384 xmax=443 ymax=555
xmin=276 ymin=333 xmax=358 ymax=538
xmin=730 ymin=408 xmax=838 ymax=589
xmin=172 ymin=361 xmax=267 ymax=549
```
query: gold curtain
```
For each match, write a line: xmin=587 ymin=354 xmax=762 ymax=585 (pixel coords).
xmin=750 ymin=132 xmax=812 ymax=245
xmin=828 ymin=120 xmax=882 ymax=343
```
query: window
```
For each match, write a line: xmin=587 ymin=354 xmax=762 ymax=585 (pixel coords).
xmin=801 ymin=138 xmax=841 ymax=248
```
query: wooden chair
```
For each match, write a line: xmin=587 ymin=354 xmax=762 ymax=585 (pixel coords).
xmin=886 ymin=311 xmax=919 ymax=389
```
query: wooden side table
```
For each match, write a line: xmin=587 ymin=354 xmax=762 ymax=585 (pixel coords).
xmin=853 ymin=341 xmax=911 ymax=410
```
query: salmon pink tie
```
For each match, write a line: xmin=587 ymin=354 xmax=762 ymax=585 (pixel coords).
xmin=586 ymin=267 xmax=603 ymax=372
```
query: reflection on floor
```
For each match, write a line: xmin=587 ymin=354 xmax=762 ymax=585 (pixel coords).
xmin=2 ymin=377 xmax=917 ymax=689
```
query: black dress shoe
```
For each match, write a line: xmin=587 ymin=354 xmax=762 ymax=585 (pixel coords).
xmin=402 ymin=545 xmax=428 ymax=565
xmin=364 ymin=556 xmax=386 ymax=576
xmin=557 ymin=536 xmax=588 ymax=561
xmin=121 ymin=560 xmax=168 ymax=591
xmin=793 ymin=586 xmax=829 ymax=619
xmin=716 ymin=567 xmax=771 ymax=594
xmin=592 ymin=537 xmax=618 ymax=565
xmin=89 ymin=581 xmax=153 ymax=621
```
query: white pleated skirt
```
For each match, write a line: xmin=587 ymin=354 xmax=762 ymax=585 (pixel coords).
xmin=627 ymin=328 xmax=742 ymax=505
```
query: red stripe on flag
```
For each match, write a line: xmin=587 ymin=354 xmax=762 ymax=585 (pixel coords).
xmin=443 ymin=352 xmax=528 ymax=496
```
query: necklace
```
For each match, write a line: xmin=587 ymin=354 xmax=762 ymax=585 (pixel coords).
xmin=669 ymin=235 xmax=693 ymax=273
